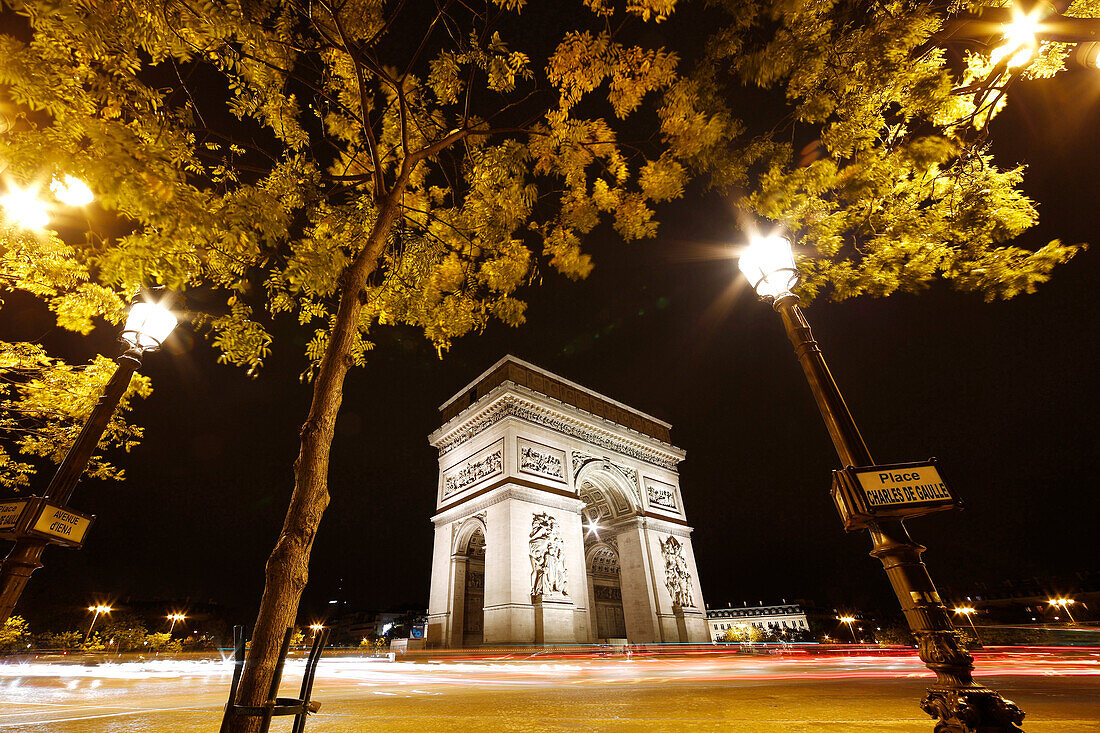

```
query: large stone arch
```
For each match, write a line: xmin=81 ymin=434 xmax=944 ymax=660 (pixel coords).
xmin=426 ymin=355 xmax=709 ymax=648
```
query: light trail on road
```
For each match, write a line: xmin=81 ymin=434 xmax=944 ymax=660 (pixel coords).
xmin=0 ymin=646 xmax=1095 ymax=689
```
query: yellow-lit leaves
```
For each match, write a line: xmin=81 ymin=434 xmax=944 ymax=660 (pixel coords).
xmin=548 ymin=32 xmax=678 ymax=117
xmin=0 ymin=341 xmax=152 ymax=487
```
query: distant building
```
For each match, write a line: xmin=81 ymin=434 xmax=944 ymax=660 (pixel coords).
xmin=706 ymin=601 xmax=837 ymax=642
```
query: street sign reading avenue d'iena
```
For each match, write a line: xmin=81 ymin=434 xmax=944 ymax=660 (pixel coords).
xmin=831 ymin=459 xmax=960 ymax=531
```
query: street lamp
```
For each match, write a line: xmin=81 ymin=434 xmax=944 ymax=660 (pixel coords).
xmin=1 ymin=175 xmax=96 ymax=230
xmin=49 ymin=175 xmax=95 ymax=207
xmin=737 ymin=231 xmax=1024 ymax=732
xmin=1048 ymin=598 xmax=1077 ymax=624
xmin=167 ymin=613 xmax=187 ymax=635
xmin=989 ymin=7 xmax=1041 ymax=68
xmin=838 ymin=615 xmax=858 ymax=643
xmin=85 ymin=604 xmax=112 ymax=641
xmin=954 ymin=606 xmax=983 ymax=645
xmin=0 ymin=294 xmax=178 ymax=626
xmin=0 ymin=184 xmax=50 ymax=229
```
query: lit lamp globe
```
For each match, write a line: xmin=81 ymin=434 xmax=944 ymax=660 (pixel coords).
xmin=121 ymin=301 xmax=178 ymax=352
xmin=738 ymin=233 xmax=799 ymax=301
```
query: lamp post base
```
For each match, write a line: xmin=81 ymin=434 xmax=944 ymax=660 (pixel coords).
xmin=921 ymin=685 xmax=1025 ymax=733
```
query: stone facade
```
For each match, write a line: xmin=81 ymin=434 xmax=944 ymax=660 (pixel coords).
xmin=426 ymin=355 xmax=709 ymax=647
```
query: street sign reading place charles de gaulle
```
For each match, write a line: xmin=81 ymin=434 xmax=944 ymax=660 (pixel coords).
xmin=831 ymin=459 xmax=961 ymax=531
xmin=0 ymin=497 xmax=94 ymax=548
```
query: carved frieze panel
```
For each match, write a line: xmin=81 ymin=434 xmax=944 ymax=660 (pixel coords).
xmin=518 ymin=438 xmax=566 ymax=482
xmin=442 ymin=439 xmax=504 ymax=499
xmin=660 ymin=535 xmax=694 ymax=609
xmin=529 ymin=512 xmax=568 ymax=598
xmin=645 ymin=477 xmax=679 ymax=512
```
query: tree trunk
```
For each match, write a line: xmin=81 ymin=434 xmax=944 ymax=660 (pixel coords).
xmin=224 ymin=193 xmax=402 ymax=733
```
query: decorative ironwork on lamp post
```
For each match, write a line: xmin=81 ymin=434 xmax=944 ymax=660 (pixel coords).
xmin=737 ymin=232 xmax=1025 ymax=732
xmin=0 ymin=295 xmax=178 ymax=626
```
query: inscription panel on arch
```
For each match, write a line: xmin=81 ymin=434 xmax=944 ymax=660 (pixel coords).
xmin=442 ymin=439 xmax=504 ymax=500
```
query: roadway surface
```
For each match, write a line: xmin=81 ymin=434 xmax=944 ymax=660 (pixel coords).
xmin=0 ymin=646 xmax=1097 ymax=732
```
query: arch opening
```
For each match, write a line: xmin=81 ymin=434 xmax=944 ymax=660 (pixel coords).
xmin=587 ymin=544 xmax=626 ymax=640
xmin=459 ymin=527 xmax=485 ymax=646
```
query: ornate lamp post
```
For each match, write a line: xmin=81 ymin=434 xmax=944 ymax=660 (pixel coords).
xmin=737 ymin=232 xmax=1024 ymax=732
xmin=0 ymin=296 xmax=178 ymax=626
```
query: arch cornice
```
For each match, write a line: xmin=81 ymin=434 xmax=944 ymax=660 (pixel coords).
xmin=429 ymin=384 xmax=685 ymax=470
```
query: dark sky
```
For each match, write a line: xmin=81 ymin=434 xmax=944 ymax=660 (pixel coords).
xmin=6 ymin=52 xmax=1100 ymax=625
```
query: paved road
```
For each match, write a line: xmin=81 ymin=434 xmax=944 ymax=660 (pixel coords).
xmin=0 ymin=648 xmax=1097 ymax=732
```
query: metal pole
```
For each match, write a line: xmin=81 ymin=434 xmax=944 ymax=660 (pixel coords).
xmin=771 ymin=295 xmax=1025 ymax=732
xmin=0 ymin=345 xmax=143 ymax=626
xmin=966 ymin=613 xmax=982 ymax=644
xmin=85 ymin=608 xmax=101 ymax=642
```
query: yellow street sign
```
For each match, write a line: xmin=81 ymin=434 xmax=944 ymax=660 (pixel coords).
xmin=29 ymin=503 xmax=93 ymax=546
xmin=0 ymin=500 xmax=28 ymax=533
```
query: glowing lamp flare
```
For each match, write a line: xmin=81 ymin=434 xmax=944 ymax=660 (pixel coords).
xmin=0 ymin=186 xmax=50 ymax=229
xmin=584 ymin=518 xmax=600 ymax=538
xmin=122 ymin=301 xmax=178 ymax=350
xmin=50 ymin=175 xmax=95 ymax=206
xmin=990 ymin=8 xmax=1042 ymax=68
xmin=738 ymin=233 xmax=798 ymax=299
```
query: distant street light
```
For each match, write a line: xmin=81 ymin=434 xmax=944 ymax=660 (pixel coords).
xmin=737 ymin=231 xmax=1024 ymax=731
xmin=1048 ymin=598 xmax=1077 ymax=624
xmin=954 ymin=606 xmax=983 ymax=645
xmin=309 ymin=623 xmax=324 ymax=635
xmin=167 ymin=613 xmax=187 ymax=636
xmin=85 ymin=604 xmax=112 ymax=641
xmin=0 ymin=294 xmax=178 ymax=626
xmin=839 ymin=616 xmax=858 ymax=643
xmin=584 ymin=517 xmax=600 ymax=539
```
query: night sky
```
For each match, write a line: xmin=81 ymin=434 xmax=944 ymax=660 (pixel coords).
xmin=4 ymin=49 xmax=1100 ymax=626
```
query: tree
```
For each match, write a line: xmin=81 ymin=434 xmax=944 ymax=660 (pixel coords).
xmin=144 ymin=631 xmax=183 ymax=652
xmin=0 ymin=614 xmax=31 ymax=652
xmin=100 ymin=614 xmax=148 ymax=653
xmin=0 ymin=1 xmax=709 ymax=727
xmin=0 ymin=340 xmax=151 ymax=489
xmin=40 ymin=630 xmax=84 ymax=650
xmin=687 ymin=0 xmax=1090 ymax=301
xmin=720 ymin=622 xmax=762 ymax=644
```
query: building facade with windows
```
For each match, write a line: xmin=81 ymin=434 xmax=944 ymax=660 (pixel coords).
xmin=706 ymin=601 xmax=836 ymax=641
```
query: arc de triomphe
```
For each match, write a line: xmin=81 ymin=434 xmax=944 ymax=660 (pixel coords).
xmin=426 ymin=356 xmax=709 ymax=647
